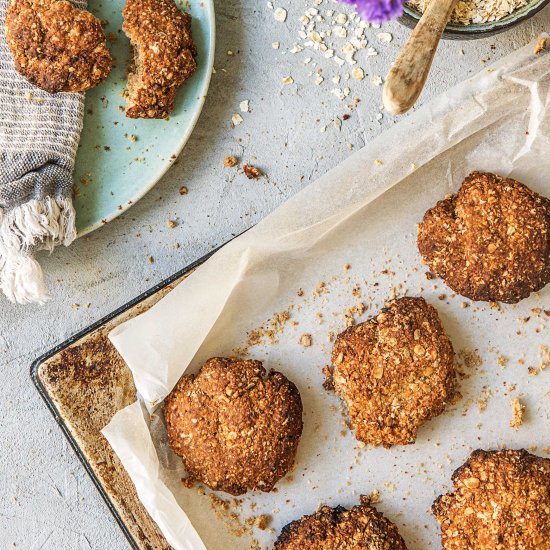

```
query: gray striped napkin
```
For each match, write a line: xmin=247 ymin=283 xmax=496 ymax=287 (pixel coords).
xmin=0 ymin=0 xmax=85 ymax=304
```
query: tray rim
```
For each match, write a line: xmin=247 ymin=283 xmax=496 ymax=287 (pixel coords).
xmin=30 ymin=249 xmax=215 ymax=550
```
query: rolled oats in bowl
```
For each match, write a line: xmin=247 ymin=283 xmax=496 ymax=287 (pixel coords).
xmin=407 ymin=0 xmax=529 ymax=25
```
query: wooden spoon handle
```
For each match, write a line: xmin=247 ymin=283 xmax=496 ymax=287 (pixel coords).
xmin=383 ymin=0 xmax=458 ymax=115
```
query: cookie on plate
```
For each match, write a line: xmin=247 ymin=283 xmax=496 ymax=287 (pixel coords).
xmin=330 ymin=296 xmax=455 ymax=448
xmin=418 ymin=171 xmax=549 ymax=303
xmin=433 ymin=449 xmax=550 ymax=549
xmin=5 ymin=0 xmax=111 ymax=93
xmin=164 ymin=357 xmax=303 ymax=496
xmin=274 ymin=495 xmax=407 ymax=549
xmin=122 ymin=0 xmax=197 ymax=118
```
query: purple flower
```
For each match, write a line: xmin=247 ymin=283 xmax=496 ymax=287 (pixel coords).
xmin=340 ymin=0 xmax=406 ymax=24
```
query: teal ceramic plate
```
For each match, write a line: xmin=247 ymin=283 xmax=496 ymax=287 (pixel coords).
xmin=74 ymin=0 xmax=215 ymax=235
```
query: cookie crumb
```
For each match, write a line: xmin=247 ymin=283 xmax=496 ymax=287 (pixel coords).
xmin=254 ymin=514 xmax=271 ymax=530
xmin=243 ymin=164 xmax=262 ymax=179
xmin=299 ymin=334 xmax=312 ymax=347
xmin=224 ymin=156 xmax=239 ymax=167
xmin=366 ymin=489 xmax=381 ymax=504
xmin=510 ymin=398 xmax=525 ymax=430
xmin=534 ymin=37 xmax=547 ymax=55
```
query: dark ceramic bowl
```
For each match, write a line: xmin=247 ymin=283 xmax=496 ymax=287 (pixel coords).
xmin=400 ymin=0 xmax=550 ymax=39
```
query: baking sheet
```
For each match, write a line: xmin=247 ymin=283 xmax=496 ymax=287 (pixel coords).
xmin=31 ymin=268 xmax=201 ymax=550
xmin=104 ymin=35 xmax=550 ymax=550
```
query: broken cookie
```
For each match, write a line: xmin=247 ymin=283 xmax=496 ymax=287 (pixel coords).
xmin=122 ymin=0 xmax=197 ymax=118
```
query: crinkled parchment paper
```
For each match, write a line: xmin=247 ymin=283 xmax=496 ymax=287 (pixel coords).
xmin=103 ymin=35 xmax=550 ymax=550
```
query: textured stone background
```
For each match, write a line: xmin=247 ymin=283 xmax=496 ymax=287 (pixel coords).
xmin=1 ymin=1 xmax=549 ymax=548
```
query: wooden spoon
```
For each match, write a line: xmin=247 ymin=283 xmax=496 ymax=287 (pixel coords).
xmin=383 ymin=0 xmax=458 ymax=115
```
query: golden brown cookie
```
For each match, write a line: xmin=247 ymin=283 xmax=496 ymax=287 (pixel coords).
xmin=433 ymin=449 xmax=550 ymax=549
xmin=122 ymin=0 xmax=197 ymax=119
xmin=274 ymin=496 xmax=408 ymax=549
xmin=418 ymin=171 xmax=549 ymax=303
xmin=164 ymin=357 xmax=303 ymax=496
xmin=5 ymin=0 xmax=111 ymax=93
xmin=330 ymin=297 xmax=455 ymax=448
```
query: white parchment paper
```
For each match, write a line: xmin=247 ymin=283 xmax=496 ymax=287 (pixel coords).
xmin=103 ymin=35 xmax=550 ymax=550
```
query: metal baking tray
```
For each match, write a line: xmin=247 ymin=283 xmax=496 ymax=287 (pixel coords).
xmin=31 ymin=252 xmax=213 ymax=550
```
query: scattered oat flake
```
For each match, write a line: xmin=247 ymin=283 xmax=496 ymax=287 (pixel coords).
xmin=372 ymin=75 xmax=383 ymax=86
xmin=272 ymin=41 xmax=280 ymax=49
xmin=274 ymin=7 xmax=287 ymax=22
xmin=282 ymin=76 xmax=294 ymax=85
xmin=239 ymin=100 xmax=250 ymax=112
xmin=375 ymin=159 xmax=383 ymax=166
xmin=336 ymin=13 xmax=348 ymax=24
xmin=352 ymin=67 xmax=365 ymax=81
xmin=378 ymin=32 xmax=392 ymax=43
xmin=231 ymin=113 xmax=243 ymax=126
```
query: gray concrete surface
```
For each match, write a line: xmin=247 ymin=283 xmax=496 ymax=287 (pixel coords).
xmin=1 ymin=1 xmax=549 ymax=548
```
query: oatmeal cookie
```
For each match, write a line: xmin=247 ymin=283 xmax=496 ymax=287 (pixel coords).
xmin=164 ymin=357 xmax=303 ymax=496
xmin=122 ymin=0 xmax=197 ymax=118
xmin=5 ymin=0 xmax=111 ymax=93
xmin=274 ymin=496 xmax=408 ymax=549
xmin=418 ymin=171 xmax=549 ymax=303
xmin=330 ymin=297 xmax=455 ymax=448
xmin=433 ymin=449 xmax=550 ymax=549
